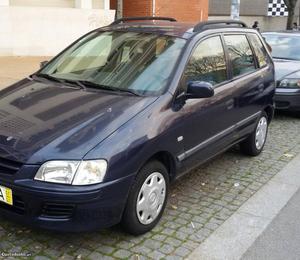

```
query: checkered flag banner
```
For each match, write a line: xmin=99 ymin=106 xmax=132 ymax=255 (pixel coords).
xmin=268 ymin=0 xmax=288 ymax=16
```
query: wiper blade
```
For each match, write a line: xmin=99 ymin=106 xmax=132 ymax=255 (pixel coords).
xmin=78 ymin=80 xmax=140 ymax=96
xmin=33 ymin=73 xmax=63 ymax=83
xmin=33 ymin=73 xmax=86 ymax=90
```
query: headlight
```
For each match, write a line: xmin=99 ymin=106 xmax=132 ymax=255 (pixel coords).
xmin=34 ymin=160 xmax=107 ymax=185
xmin=278 ymin=78 xmax=300 ymax=88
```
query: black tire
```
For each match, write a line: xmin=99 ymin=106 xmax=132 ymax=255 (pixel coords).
xmin=121 ymin=160 xmax=169 ymax=235
xmin=240 ymin=112 xmax=268 ymax=156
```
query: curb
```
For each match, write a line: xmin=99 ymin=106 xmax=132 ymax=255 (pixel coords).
xmin=188 ymin=153 xmax=300 ymax=260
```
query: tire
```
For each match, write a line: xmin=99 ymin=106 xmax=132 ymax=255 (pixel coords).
xmin=240 ymin=112 xmax=268 ymax=156
xmin=121 ymin=160 xmax=169 ymax=235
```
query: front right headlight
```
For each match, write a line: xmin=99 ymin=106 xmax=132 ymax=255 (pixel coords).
xmin=279 ymin=78 xmax=300 ymax=88
xmin=34 ymin=160 xmax=107 ymax=185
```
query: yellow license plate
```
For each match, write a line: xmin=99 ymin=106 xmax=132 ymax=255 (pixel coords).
xmin=0 ymin=185 xmax=13 ymax=206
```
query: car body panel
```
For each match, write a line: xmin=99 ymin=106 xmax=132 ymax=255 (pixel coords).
xmin=0 ymin=78 xmax=157 ymax=164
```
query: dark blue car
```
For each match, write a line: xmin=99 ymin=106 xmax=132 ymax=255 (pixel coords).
xmin=0 ymin=18 xmax=275 ymax=235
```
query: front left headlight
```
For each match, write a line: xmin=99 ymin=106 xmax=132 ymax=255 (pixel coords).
xmin=279 ymin=78 xmax=300 ymax=88
xmin=34 ymin=160 xmax=107 ymax=185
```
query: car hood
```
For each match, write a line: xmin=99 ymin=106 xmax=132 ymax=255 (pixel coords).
xmin=274 ymin=59 xmax=300 ymax=81
xmin=0 ymin=78 xmax=157 ymax=164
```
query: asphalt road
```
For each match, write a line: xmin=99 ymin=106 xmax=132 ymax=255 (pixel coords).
xmin=242 ymin=188 xmax=300 ymax=260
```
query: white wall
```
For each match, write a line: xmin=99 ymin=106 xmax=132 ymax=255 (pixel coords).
xmin=10 ymin=0 xmax=75 ymax=8
xmin=0 ymin=6 xmax=115 ymax=56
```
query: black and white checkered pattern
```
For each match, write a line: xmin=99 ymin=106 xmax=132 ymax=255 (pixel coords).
xmin=267 ymin=0 xmax=288 ymax=16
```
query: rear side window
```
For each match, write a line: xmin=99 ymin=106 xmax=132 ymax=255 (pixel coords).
xmin=224 ymin=35 xmax=256 ymax=78
xmin=248 ymin=34 xmax=269 ymax=68
xmin=184 ymin=36 xmax=227 ymax=86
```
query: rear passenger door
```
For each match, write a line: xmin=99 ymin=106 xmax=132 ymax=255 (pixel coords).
xmin=223 ymin=34 xmax=268 ymax=136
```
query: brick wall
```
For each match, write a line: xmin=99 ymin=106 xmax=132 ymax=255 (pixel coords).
xmin=123 ymin=0 xmax=152 ymax=17
xmin=155 ymin=0 xmax=208 ymax=22
xmin=110 ymin=0 xmax=208 ymax=22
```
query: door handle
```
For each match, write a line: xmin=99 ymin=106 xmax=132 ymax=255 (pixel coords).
xmin=226 ymin=99 xmax=234 ymax=110
xmin=258 ymin=84 xmax=264 ymax=93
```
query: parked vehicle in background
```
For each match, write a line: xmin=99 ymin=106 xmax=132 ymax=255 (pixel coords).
xmin=0 ymin=18 xmax=275 ymax=235
xmin=263 ymin=31 xmax=300 ymax=113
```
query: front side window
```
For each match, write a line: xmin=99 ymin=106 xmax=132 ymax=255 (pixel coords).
xmin=224 ymin=35 xmax=256 ymax=77
xmin=40 ymin=31 xmax=186 ymax=96
xmin=248 ymin=34 xmax=269 ymax=68
xmin=183 ymin=36 xmax=227 ymax=86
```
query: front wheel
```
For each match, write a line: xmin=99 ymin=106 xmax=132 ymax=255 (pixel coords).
xmin=121 ymin=160 xmax=169 ymax=235
xmin=240 ymin=112 xmax=268 ymax=156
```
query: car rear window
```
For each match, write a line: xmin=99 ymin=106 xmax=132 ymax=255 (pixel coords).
xmin=224 ymin=35 xmax=256 ymax=78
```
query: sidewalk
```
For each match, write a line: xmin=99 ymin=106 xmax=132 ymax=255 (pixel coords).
xmin=189 ymin=152 xmax=300 ymax=260
xmin=0 ymin=56 xmax=50 ymax=89
xmin=243 ymin=188 xmax=300 ymax=260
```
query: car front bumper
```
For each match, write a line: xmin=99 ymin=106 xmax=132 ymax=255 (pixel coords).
xmin=0 ymin=165 xmax=134 ymax=232
xmin=274 ymin=88 xmax=300 ymax=112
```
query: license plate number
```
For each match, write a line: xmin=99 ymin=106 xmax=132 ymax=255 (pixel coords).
xmin=0 ymin=185 xmax=13 ymax=205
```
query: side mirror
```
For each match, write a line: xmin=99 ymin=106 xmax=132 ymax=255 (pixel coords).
xmin=40 ymin=60 xmax=48 ymax=68
xmin=186 ymin=81 xmax=214 ymax=99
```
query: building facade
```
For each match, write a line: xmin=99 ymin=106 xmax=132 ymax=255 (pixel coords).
xmin=0 ymin=0 xmax=115 ymax=56
xmin=209 ymin=0 xmax=300 ymax=31
xmin=110 ymin=0 xmax=208 ymax=23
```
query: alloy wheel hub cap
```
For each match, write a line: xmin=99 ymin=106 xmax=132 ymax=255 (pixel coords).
xmin=255 ymin=116 xmax=268 ymax=150
xmin=136 ymin=172 xmax=166 ymax=225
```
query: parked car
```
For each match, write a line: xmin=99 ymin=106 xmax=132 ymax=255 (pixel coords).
xmin=0 ymin=18 xmax=275 ymax=235
xmin=263 ymin=31 xmax=300 ymax=113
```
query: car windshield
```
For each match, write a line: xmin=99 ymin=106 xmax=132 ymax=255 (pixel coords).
xmin=39 ymin=31 xmax=186 ymax=96
xmin=263 ymin=33 xmax=300 ymax=61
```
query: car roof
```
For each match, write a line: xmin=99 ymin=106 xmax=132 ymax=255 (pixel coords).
xmin=100 ymin=18 xmax=257 ymax=40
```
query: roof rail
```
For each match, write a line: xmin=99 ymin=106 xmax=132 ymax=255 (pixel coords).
xmin=194 ymin=20 xmax=248 ymax=32
xmin=111 ymin=16 xmax=177 ymax=26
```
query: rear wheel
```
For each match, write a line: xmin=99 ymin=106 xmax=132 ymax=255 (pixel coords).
xmin=240 ymin=112 xmax=268 ymax=156
xmin=121 ymin=160 xmax=169 ymax=235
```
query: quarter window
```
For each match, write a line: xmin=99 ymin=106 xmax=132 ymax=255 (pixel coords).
xmin=184 ymin=36 xmax=227 ymax=86
xmin=224 ymin=35 xmax=256 ymax=77
xmin=248 ymin=34 xmax=269 ymax=68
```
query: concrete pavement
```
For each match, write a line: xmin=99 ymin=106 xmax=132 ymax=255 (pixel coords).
xmin=242 ymin=188 xmax=300 ymax=260
xmin=0 ymin=56 xmax=50 ymax=89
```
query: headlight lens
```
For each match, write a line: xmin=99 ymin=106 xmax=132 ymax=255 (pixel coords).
xmin=279 ymin=78 xmax=300 ymax=88
xmin=34 ymin=160 xmax=107 ymax=185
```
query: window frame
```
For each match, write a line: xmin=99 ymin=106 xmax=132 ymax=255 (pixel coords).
xmin=222 ymin=33 xmax=260 ymax=81
xmin=247 ymin=33 xmax=270 ymax=69
xmin=179 ymin=33 xmax=231 ymax=91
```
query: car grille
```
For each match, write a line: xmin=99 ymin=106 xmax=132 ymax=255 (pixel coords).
xmin=0 ymin=157 xmax=23 ymax=175
xmin=41 ymin=203 xmax=75 ymax=219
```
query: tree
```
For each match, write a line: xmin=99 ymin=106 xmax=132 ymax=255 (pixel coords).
xmin=283 ymin=0 xmax=299 ymax=29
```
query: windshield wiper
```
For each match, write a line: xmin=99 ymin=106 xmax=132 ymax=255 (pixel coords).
xmin=33 ymin=73 xmax=86 ymax=90
xmin=33 ymin=73 xmax=63 ymax=83
xmin=77 ymin=80 xmax=141 ymax=96
xmin=33 ymin=74 xmax=140 ymax=96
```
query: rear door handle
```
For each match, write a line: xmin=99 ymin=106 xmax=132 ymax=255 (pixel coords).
xmin=226 ymin=99 xmax=234 ymax=110
xmin=258 ymin=84 xmax=264 ymax=93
